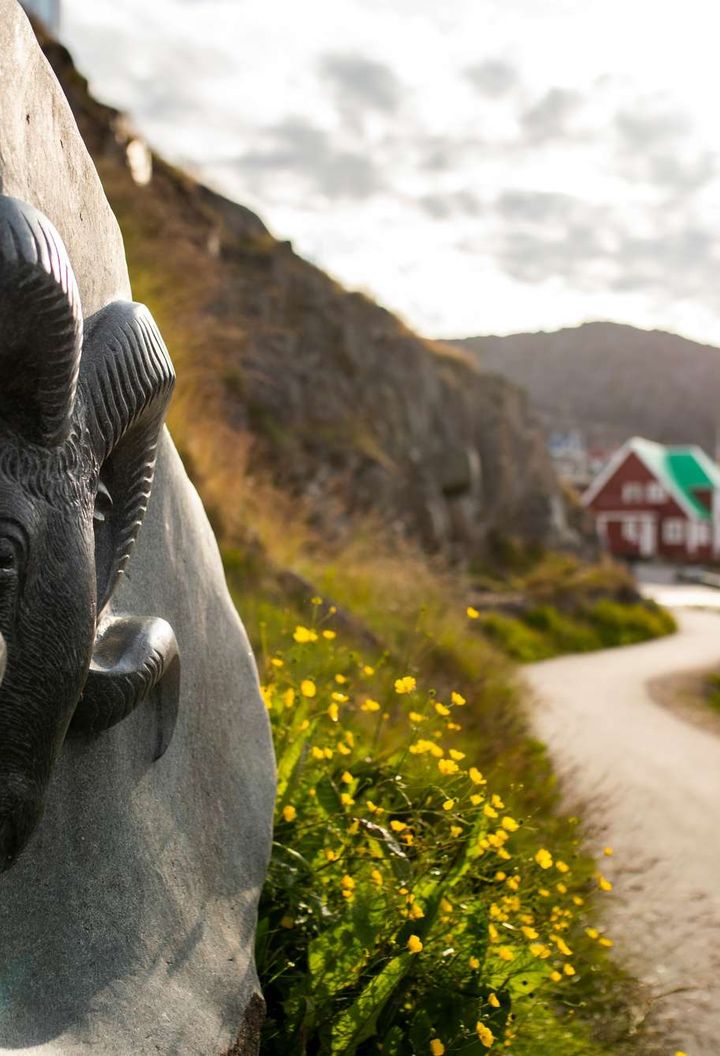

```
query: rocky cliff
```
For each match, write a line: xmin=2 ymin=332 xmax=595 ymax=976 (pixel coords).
xmin=35 ymin=22 xmax=565 ymax=560
xmin=453 ymin=322 xmax=720 ymax=454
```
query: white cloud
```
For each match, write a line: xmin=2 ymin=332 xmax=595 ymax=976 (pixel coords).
xmin=60 ymin=0 xmax=720 ymax=344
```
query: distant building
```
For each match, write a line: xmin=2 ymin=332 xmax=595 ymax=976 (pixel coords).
xmin=20 ymin=0 xmax=60 ymax=34
xmin=582 ymin=436 xmax=720 ymax=561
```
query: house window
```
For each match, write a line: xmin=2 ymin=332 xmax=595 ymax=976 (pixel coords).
xmin=622 ymin=482 xmax=644 ymax=503
xmin=663 ymin=518 xmax=685 ymax=544
xmin=696 ymin=521 xmax=712 ymax=546
xmin=646 ymin=482 xmax=665 ymax=503
xmin=622 ymin=519 xmax=640 ymax=543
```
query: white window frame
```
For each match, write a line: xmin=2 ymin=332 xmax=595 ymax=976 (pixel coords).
xmin=622 ymin=519 xmax=640 ymax=543
xmin=646 ymin=481 xmax=665 ymax=504
xmin=622 ymin=482 xmax=644 ymax=504
xmin=663 ymin=518 xmax=685 ymax=545
xmin=696 ymin=521 xmax=712 ymax=546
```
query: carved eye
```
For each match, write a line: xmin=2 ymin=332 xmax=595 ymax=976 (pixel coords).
xmin=94 ymin=482 xmax=114 ymax=524
xmin=0 ymin=539 xmax=16 ymax=574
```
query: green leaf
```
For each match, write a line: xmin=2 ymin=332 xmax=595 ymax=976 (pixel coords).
xmin=331 ymin=954 xmax=411 ymax=1054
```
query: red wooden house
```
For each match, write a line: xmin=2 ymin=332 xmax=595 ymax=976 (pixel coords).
xmin=582 ymin=436 xmax=720 ymax=561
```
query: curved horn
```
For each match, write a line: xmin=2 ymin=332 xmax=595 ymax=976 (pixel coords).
xmin=0 ymin=196 xmax=82 ymax=446
xmin=79 ymin=301 xmax=175 ymax=613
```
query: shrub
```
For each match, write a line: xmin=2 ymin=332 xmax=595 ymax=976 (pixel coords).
xmin=584 ymin=600 xmax=676 ymax=647
xmin=256 ymin=616 xmax=616 ymax=1055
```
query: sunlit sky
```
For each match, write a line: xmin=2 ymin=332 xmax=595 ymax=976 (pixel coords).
xmin=59 ymin=0 xmax=720 ymax=343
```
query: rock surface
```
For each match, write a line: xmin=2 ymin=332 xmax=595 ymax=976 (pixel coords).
xmin=34 ymin=26 xmax=569 ymax=561
xmin=0 ymin=4 xmax=275 ymax=1053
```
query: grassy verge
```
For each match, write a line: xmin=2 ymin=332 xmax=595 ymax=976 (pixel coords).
xmin=467 ymin=553 xmax=676 ymax=662
xmin=224 ymin=545 xmax=658 ymax=1056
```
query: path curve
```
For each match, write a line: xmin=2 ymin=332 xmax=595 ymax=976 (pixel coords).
xmin=525 ymin=605 xmax=720 ymax=1055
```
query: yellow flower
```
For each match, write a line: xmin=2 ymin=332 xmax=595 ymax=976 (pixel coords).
xmin=501 ymin=816 xmax=519 ymax=832
xmin=341 ymin=874 xmax=355 ymax=890
xmin=470 ymin=793 xmax=483 ymax=806
xmin=341 ymin=771 xmax=354 ymax=784
xmin=408 ymin=902 xmax=425 ymax=920
xmin=550 ymin=970 xmax=562 ymax=983
xmin=556 ymin=882 xmax=568 ymax=894
xmin=337 ymin=742 xmax=351 ymax=755
xmin=450 ymin=691 xmax=466 ymax=706
xmin=603 ymin=845 xmax=614 ymax=856
xmin=438 ymin=758 xmax=459 ymax=775
xmin=390 ymin=820 xmax=407 ymax=832
xmin=448 ymin=749 xmax=465 ymax=761
xmin=324 ymin=848 xmax=339 ymax=861
xmin=442 ymin=799 xmax=455 ymax=811
xmin=327 ymin=702 xmax=340 ymax=722
xmin=371 ymin=868 xmax=383 ymax=886
xmin=361 ymin=697 xmax=380 ymax=712
xmin=597 ymin=873 xmax=613 ymax=892
xmin=585 ymin=927 xmax=599 ymax=940
xmin=322 ymin=629 xmax=336 ymax=640
xmin=446 ymin=721 xmax=461 ymax=731
xmin=469 ymin=767 xmax=486 ymax=785
xmin=483 ymin=803 xmax=498 ymax=819
xmin=260 ymin=685 xmax=273 ymax=710
xmin=434 ymin=701 xmax=450 ymax=717
xmin=467 ymin=606 xmax=480 ymax=619
xmin=362 ymin=664 xmax=375 ymax=675
xmin=430 ymin=1040 xmax=445 ymax=1055
xmin=310 ymin=596 xmax=322 ymax=605
xmin=311 ymin=746 xmax=325 ymax=760
xmin=407 ymin=934 xmax=423 ymax=954
xmin=409 ymin=710 xmax=425 ymax=723
xmin=521 ymin=925 xmax=538 ymax=940
xmin=469 ymin=955 xmax=480 ymax=970
xmin=506 ymin=875 xmax=520 ymax=892
xmin=497 ymin=946 xmax=514 ymax=961
xmin=394 ymin=676 xmax=417 ymax=695
xmin=340 ymin=792 xmax=355 ymax=807
xmin=488 ymin=992 xmax=500 ymax=1009
xmin=335 ymin=673 xmax=347 ymax=684
xmin=301 ymin=679 xmax=317 ymax=698
xmin=555 ymin=859 xmax=569 ymax=873
xmin=293 ymin=625 xmax=318 ymax=643
xmin=331 ymin=691 xmax=348 ymax=703
xmin=535 ymin=848 xmax=553 ymax=869
xmin=270 ymin=656 xmax=284 ymax=668
xmin=440 ymin=897 xmax=453 ymax=913
xmin=450 ymin=825 xmax=463 ymax=838
xmin=555 ymin=937 xmax=572 ymax=957
xmin=563 ymin=963 xmax=576 ymax=976
xmin=599 ymin=937 xmax=614 ymax=948
xmin=572 ymin=895 xmax=584 ymax=906
xmin=529 ymin=943 xmax=551 ymax=959
xmin=282 ymin=805 xmax=297 ymax=822
xmin=475 ymin=1022 xmax=495 ymax=1048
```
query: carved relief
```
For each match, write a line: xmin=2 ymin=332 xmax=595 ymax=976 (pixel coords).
xmin=0 ymin=195 xmax=178 ymax=873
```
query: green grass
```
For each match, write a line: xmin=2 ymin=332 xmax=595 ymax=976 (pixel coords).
xmin=223 ymin=551 xmax=661 ymax=1056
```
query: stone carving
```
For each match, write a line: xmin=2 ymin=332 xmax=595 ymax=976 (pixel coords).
xmin=0 ymin=194 xmax=178 ymax=873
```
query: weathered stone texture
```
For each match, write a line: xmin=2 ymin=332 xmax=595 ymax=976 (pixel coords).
xmin=0 ymin=3 xmax=275 ymax=1052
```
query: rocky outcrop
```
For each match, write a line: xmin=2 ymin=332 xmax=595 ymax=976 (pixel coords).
xmin=0 ymin=4 xmax=274 ymax=1053
xmin=35 ymin=22 xmax=567 ymax=560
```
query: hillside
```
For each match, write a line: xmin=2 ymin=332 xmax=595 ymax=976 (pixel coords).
xmin=34 ymin=25 xmax=566 ymax=564
xmin=452 ymin=322 xmax=720 ymax=453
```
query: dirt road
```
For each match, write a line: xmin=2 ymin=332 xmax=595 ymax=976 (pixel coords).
xmin=526 ymin=603 xmax=720 ymax=1055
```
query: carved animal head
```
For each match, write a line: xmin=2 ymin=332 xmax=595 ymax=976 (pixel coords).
xmin=0 ymin=196 xmax=176 ymax=872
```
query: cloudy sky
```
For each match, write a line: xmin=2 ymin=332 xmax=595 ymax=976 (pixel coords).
xmin=59 ymin=0 xmax=720 ymax=343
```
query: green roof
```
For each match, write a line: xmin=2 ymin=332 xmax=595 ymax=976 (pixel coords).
xmin=631 ymin=437 xmax=720 ymax=520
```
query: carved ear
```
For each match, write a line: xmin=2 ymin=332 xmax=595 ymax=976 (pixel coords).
xmin=0 ymin=196 xmax=82 ymax=446
xmin=79 ymin=301 xmax=175 ymax=613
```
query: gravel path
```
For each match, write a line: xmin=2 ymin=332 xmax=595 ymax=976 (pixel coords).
xmin=525 ymin=603 xmax=720 ymax=1055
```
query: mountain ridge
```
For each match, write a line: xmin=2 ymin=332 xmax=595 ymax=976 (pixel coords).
xmin=451 ymin=321 xmax=720 ymax=453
